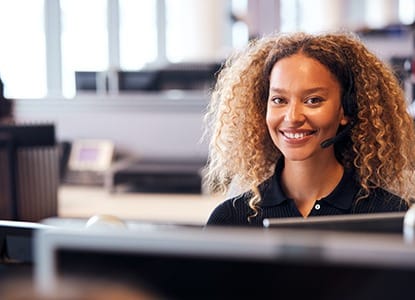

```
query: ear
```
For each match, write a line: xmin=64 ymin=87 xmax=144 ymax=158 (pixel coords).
xmin=340 ymin=115 xmax=350 ymax=126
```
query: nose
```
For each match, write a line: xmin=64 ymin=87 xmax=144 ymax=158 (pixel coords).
xmin=284 ymin=101 xmax=305 ymax=124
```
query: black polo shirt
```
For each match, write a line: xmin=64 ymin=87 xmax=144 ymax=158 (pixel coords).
xmin=206 ymin=160 xmax=408 ymax=226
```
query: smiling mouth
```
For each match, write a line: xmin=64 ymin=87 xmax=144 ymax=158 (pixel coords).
xmin=281 ymin=131 xmax=317 ymax=139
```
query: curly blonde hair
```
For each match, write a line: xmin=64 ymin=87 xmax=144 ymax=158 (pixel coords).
xmin=204 ymin=31 xmax=415 ymax=216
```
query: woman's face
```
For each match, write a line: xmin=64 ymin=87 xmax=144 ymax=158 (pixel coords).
xmin=266 ymin=53 xmax=349 ymax=162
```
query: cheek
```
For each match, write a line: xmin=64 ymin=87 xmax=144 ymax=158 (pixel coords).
xmin=265 ymin=109 xmax=276 ymax=130
xmin=323 ymin=109 xmax=345 ymax=126
xmin=265 ymin=109 xmax=281 ymax=136
xmin=316 ymin=115 xmax=343 ymax=137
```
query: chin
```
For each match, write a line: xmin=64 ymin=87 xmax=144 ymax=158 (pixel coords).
xmin=279 ymin=146 xmax=321 ymax=161
xmin=281 ymin=153 xmax=311 ymax=162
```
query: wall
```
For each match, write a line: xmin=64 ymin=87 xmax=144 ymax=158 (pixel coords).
xmin=13 ymin=91 xmax=209 ymax=160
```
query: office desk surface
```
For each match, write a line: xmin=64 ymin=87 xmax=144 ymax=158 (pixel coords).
xmin=58 ymin=185 xmax=224 ymax=225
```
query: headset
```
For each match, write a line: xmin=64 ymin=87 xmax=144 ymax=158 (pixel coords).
xmin=321 ymin=59 xmax=357 ymax=148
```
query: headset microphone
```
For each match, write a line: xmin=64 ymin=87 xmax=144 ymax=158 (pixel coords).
xmin=319 ymin=49 xmax=357 ymax=149
xmin=320 ymin=121 xmax=354 ymax=149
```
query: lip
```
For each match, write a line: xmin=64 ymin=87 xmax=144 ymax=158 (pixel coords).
xmin=279 ymin=129 xmax=317 ymax=145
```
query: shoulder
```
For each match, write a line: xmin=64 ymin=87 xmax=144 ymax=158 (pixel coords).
xmin=206 ymin=193 xmax=253 ymax=226
xmin=352 ymin=187 xmax=409 ymax=213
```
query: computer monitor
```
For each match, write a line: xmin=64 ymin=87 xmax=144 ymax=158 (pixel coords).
xmin=263 ymin=212 xmax=406 ymax=234
xmin=117 ymin=70 xmax=159 ymax=91
xmin=157 ymin=62 xmax=222 ymax=91
xmin=35 ymin=224 xmax=415 ymax=299
xmin=75 ymin=71 xmax=98 ymax=91
xmin=75 ymin=71 xmax=107 ymax=93
xmin=0 ymin=123 xmax=59 ymax=222
xmin=0 ymin=220 xmax=51 ymax=263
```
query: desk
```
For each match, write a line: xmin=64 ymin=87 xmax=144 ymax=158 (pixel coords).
xmin=58 ymin=185 xmax=224 ymax=225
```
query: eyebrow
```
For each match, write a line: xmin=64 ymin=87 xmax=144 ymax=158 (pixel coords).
xmin=269 ymin=87 xmax=330 ymax=94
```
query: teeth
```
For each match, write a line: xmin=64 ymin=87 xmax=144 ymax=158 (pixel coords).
xmin=285 ymin=132 xmax=309 ymax=139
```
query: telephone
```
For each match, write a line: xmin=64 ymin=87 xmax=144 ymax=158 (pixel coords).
xmin=61 ymin=139 xmax=114 ymax=185
xmin=68 ymin=139 xmax=114 ymax=172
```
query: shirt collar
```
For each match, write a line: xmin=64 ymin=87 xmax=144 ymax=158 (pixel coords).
xmin=260 ymin=159 xmax=360 ymax=210
xmin=260 ymin=159 xmax=288 ymax=207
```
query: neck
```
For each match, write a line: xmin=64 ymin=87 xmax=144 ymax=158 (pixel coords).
xmin=281 ymin=156 xmax=344 ymax=217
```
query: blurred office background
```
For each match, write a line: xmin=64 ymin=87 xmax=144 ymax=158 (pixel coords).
xmin=0 ymin=0 xmax=414 ymax=99
xmin=1 ymin=0 xmax=415 ymax=204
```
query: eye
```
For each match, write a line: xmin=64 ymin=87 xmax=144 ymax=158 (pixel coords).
xmin=270 ymin=97 xmax=286 ymax=104
xmin=305 ymin=97 xmax=323 ymax=105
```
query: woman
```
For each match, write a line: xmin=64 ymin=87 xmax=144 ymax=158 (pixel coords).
xmin=204 ymin=31 xmax=415 ymax=226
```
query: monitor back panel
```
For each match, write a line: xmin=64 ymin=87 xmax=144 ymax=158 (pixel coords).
xmin=35 ymin=226 xmax=415 ymax=300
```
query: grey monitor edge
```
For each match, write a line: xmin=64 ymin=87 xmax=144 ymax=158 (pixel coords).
xmin=263 ymin=211 xmax=406 ymax=233
xmin=34 ymin=224 xmax=415 ymax=296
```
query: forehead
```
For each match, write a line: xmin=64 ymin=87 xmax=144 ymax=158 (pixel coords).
xmin=269 ymin=54 xmax=340 ymax=90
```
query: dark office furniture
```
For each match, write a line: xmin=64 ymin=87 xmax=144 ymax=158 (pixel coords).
xmin=0 ymin=124 xmax=59 ymax=222
xmin=106 ymin=158 xmax=206 ymax=193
